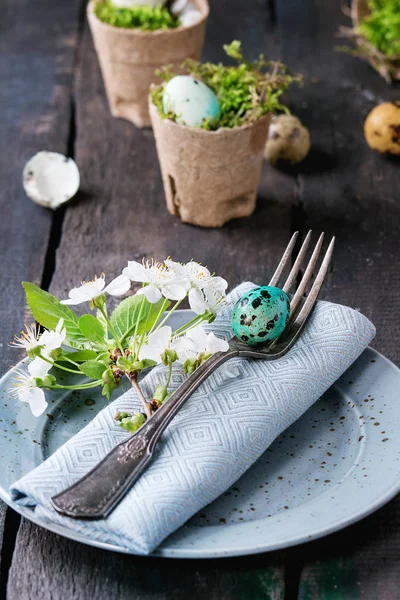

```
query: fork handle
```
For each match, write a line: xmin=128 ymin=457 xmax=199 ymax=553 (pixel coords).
xmin=51 ymin=350 xmax=236 ymax=519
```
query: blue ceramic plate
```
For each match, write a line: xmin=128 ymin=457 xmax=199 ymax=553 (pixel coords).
xmin=0 ymin=311 xmax=399 ymax=558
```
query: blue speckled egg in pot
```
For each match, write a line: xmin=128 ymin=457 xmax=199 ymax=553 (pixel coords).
xmin=162 ymin=76 xmax=220 ymax=128
xmin=231 ymin=286 xmax=290 ymax=345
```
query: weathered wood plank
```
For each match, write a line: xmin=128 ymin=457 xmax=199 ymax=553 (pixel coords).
xmin=272 ymin=0 xmax=400 ymax=596
xmin=7 ymin=0 xmax=289 ymax=598
xmin=6 ymin=524 xmax=288 ymax=600
xmin=0 ymin=0 xmax=84 ymax=585
xmin=298 ymin=495 xmax=400 ymax=599
xmin=8 ymin=520 xmax=285 ymax=600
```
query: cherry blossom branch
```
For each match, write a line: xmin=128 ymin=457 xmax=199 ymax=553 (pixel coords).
xmin=127 ymin=372 xmax=153 ymax=418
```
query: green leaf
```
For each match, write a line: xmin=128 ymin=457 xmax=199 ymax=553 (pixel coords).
xmin=109 ymin=295 xmax=142 ymax=339
xmin=78 ymin=314 xmax=107 ymax=345
xmin=22 ymin=282 xmax=87 ymax=349
xmin=96 ymin=308 xmax=108 ymax=338
xmin=138 ymin=298 xmax=170 ymax=335
xmin=79 ymin=360 xmax=107 ymax=380
xmin=102 ymin=381 xmax=116 ymax=400
xmin=57 ymin=350 xmax=99 ymax=363
xmin=141 ymin=358 xmax=157 ymax=369
xmin=116 ymin=356 xmax=133 ymax=370
xmin=110 ymin=295 xmax=169 ymax=340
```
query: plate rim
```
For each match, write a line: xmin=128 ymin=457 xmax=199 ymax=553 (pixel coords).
xmin=1 ymin=314 xmax=399 ymax=558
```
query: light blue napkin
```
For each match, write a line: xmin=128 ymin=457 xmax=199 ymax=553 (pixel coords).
xmin=10 ymin=282 xmax=375 ymax=554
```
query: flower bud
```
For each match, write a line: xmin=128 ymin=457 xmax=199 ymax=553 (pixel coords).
xmin=153 ymin=383 xmax=168 ymax=403
xmin=41 ymin=374 xmax=56 ymax=387
xmin=183 ymin=358 xmax=199 ymax=375
xmin=199 ymin=352 xmax=212 ymax=365
xmin=119 ymin=412 xmax=146 ymax=432
xmin=91 ymin=294 xmax=106 ymax=310
xmin=102 ymin=368 xmax=114 ymax=384
xmin=161 ymin=348 xmax=178 ymax=366
xmin=114 ymin=411 xmax=131 ymax=421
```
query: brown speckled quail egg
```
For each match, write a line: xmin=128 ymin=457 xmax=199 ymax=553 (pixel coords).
xmin=364 ymin=102 xmax=400 ymax=155
xmin=264 ymin=114 xmax=311 ymax=166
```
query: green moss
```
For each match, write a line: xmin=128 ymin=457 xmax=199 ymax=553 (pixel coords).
xmin=358 ymin=0 xmax=400 ymax=56
xmin=151 ymin=41 xmax=301 ymax=130
xmin=94 ymin=0 xmax=180 ymax=31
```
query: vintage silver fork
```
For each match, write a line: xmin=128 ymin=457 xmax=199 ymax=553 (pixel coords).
xmin=51 ymin=231 xmax=335 ymax=519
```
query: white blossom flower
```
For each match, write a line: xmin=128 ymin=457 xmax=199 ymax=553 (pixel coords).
xmin=27 ymin=321 xmax=66 ymax=375
xmin=39 ymin=318 xmax=66 ymax=351
xmin=10 ymin=324 xmax=42 ymax=353
xmin=173 ymin=325 xmax=229 ymax=364
xmin=138 ymin=326 xmax=172 ymax=364
xmin=28 ymin=355 xmax=51 ymax=376
xmin=190 ymin=285 xmax=229 ymax=316
xmin=60 ymin=274 xmax=130 ymax=305
xmin=165 ymin=260 xmax=228 ymax=315
xmin=123 ymin=260 xmax=188 ymax=304
xmin=28 ymin=354 xmax=52 ymax=378
xmin=10 ymin=319 xmax=66 ymax=362
xmin=10 ymin=360 xmax=51 ymax=417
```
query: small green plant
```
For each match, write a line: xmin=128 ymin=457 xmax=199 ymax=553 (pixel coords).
xmin=358 ymin=0 xmax=400 ymax=56
xmin=338 ymin=0 xmax=400 ymax=83
xmin=152 ymin=41 xmax=301 ymax=130
xmin=94 ymin=0 xmax=180 ymax=31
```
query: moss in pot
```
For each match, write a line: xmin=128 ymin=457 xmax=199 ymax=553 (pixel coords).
xmin=149 ymin=41 xmax=300 ymax=227
xmin=88 ymin=0 xmax=209 ymax=127
xmin=338 ymin=0 xmax=400 ymax=83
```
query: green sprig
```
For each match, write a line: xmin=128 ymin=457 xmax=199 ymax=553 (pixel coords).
xmin=358 ymin=0 xmax=400 ymax=57
xmin=94 ymin=0 xmax=180 ymax=30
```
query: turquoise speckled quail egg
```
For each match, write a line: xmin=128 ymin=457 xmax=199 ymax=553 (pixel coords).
xmin=162 ymin=76 xmax=220 ymax=128
xmin=231 ymin=286 xmax=291 ymax=345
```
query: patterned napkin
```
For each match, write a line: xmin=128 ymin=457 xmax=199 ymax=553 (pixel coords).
xmin=10 ymin=283 xmax=375 ymax=554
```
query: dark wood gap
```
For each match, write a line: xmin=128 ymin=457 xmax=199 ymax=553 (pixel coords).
xmin=39 ymin=94 xmax=74 ymax=292
xmin=266 ymin=0 xmax=277 ymax=27
xmin=284 ymin=547 xmax=304 ymax=600
xmin=0 ymin=509 xmax=21 ymax=598
xmin=40 ymin=0 xmax=86 ymax=293
xmin=40 ymin=204 xmax=68 ymax=292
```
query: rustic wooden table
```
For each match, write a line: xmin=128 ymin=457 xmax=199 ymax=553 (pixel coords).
xmin=1 ymin=0 xmax=399 ymax=597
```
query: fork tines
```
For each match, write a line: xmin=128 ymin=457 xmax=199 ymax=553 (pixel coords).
xmin=269 ymin=231 xmax=335 ymax=335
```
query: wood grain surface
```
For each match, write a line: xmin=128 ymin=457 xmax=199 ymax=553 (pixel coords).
xmin=0 ymin=0 xmax=83 ymax=591
xmin=1 ymin=0 xmax=399 ymax=598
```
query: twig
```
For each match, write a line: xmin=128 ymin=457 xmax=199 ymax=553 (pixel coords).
xmin=127 ymin=372 xmax=153 ymax=418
